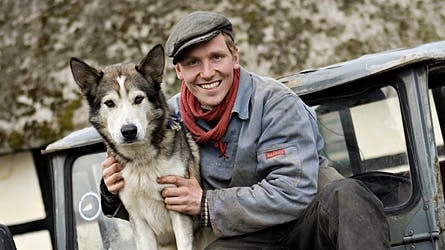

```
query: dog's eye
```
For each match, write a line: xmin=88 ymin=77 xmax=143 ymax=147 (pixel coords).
xmin=134 ymin=96 xmax=144 ymax=104
xmin=104 ymin=100 xmax=115 ymax=108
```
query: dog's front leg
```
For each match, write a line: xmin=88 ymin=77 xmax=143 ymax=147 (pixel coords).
xmin=169 ymin=211 xmax=194 ymax=250
xmin=130 ymin=216 xmax=159 ymax=250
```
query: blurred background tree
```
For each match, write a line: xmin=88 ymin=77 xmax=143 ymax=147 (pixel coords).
xmin=1 ymin=0 xmax=444 ymax=154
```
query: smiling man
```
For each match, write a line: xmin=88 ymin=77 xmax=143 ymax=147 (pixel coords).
xmin=100 ymin=11 xmax=390 ymax=249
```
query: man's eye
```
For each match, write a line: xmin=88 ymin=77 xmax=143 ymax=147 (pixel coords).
xmin=104 ymin=100 xmax=115 ymax=108
xmin=134 ymin=96 xmax=144 ymax=104
xmin=186 ymin=59 xmax=198 ymax=66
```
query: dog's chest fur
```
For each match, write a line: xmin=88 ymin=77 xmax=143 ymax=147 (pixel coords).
xmin=118 ymin=153 xmax=188 ymax=236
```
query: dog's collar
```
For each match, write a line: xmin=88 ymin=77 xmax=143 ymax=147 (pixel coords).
xmin=167 ymin=114 xmax=182 ymax=131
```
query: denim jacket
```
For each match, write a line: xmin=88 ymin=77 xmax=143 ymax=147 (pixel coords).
xmin=168 ymin=67 xmax=327 ymax=237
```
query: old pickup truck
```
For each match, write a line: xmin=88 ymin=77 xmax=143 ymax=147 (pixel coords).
xmin=3 ymin=40 xmax=445 ymax=250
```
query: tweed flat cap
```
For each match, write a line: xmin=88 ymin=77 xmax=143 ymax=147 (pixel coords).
xmin=166 ymin=11 xmax=233 ymax=64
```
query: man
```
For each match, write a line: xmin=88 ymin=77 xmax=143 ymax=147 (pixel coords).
xmin=101 ymin=11 xmax=390 ymax=249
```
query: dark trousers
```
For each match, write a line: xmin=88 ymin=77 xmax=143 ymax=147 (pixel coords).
xmin=205 ymin=179 xmax=390 ymax=250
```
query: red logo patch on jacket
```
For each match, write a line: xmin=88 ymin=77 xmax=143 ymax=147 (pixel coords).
xmin=265 ymin=149 xmax=286 ymax=159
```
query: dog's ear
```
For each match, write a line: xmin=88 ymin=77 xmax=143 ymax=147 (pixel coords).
xmin=136 ymin=44 xmax=165 ymax=88
xmin=70 ymin=58 xmax=103 ymax=96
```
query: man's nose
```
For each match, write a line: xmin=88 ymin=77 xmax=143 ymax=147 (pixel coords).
xmin=200 ymin=61 xmax=215 ymax=79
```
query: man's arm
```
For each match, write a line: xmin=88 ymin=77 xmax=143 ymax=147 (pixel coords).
xmin=100 ymin=155 xmax=129 ymax=220
xmin=100 ymin=178 xmax=129 ymax=220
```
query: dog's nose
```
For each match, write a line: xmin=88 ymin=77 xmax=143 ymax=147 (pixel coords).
xmin=121 ymin=124 xmax=137 ymax=141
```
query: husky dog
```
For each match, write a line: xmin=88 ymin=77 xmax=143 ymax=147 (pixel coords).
xmin=70 ymin=45 xmax=202 ymax=250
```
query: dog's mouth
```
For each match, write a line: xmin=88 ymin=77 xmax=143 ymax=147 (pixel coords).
xmin=123 ymin=139 xmax=136 ymax=144
xmin=121 ymin=139 xmax=144 ymax=145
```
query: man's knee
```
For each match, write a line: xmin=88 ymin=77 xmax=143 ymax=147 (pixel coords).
xmin=323 ymin=178 xmax=365 ymax=192
xmin=318 ymin=166 xmax=344 ymax=192
xmin=318 ymin=178 xmax=385 ymax=214
xmin=317 ymin=178 xmax=390 ymax=247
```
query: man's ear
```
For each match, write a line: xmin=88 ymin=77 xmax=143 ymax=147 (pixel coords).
xmin=233 ymin=47 xmax=240 ymax=70
xmin=136 ymin=44 xmax=165 ymax=88
xmin=174 ymin=64 xmax=184 ymax=81
xmin=70 ymin=58 xmax=103 ymax=97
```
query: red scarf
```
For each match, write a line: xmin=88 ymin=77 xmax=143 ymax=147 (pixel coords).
xmin=180 ymin=68 xmax=240 ymax=158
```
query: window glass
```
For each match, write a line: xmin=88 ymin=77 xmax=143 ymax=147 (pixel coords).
xmin=315 ymin=86 xmax=411 ymax=209
xmin=0 ymin=151 xmax=51 ymax=249
xmin=429 ymin=90 xmax=445 ymax=159
xmin=0 ymin=151 xmax=46 ymax=224
xmin=72 ymin=153 xmax=136 ymax=249
xmin=13 ymin=230 xmax=52 ymax=250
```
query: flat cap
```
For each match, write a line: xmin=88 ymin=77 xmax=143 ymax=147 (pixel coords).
xmin=166 ymin=11 xmax=233 ymax=64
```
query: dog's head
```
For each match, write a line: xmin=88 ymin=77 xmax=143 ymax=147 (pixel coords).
xmin=70 ymin=45 xmax=168 ymax=148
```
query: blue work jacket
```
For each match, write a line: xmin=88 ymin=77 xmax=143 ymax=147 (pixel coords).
xmin=168 ymin=66 xmax=327 ymax=237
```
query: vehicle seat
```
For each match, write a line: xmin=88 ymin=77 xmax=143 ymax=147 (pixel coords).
xmin=0 ymin=224 xmax=16 ymax=250
xmin=351 ymin=171 xmax=411 ymax=208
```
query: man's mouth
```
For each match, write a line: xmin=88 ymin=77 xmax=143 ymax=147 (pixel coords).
xmin=199 ymin=80 xmax=221 ymax=90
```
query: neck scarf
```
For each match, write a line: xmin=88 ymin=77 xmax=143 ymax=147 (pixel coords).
xmin=180 ymin=68 xmax=240 ymax=158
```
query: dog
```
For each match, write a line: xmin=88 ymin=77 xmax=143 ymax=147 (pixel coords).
xmin=70 ymin=45 xmax=205 ymax=250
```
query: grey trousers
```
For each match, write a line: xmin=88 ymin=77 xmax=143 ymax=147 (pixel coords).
xmin=205 ymin=178 xmax=390 ymax=250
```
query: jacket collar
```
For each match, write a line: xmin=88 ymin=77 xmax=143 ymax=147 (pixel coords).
xmin=231 ymin=66 xmax=251 ymax=120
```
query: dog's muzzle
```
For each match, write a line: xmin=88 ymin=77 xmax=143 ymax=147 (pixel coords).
xmin=121 ymin=124 xmax=138 ymax=143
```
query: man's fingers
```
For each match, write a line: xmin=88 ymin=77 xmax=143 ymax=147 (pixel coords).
xmin=107 ymin=179 xmax=125 ymax=195
xmin=161 ymin=186 xmax=189 ymax=198
xmin=157 ymin=175 xmax=188 ymax=186
xmin=104 ymin=171 xmax=123 ymax=185
xmin=164 ymin=195 xmax=185 ymax=205
xmin=102 ymin=156 xmax=119 ymax=170
xmin=103 ymin=163 xmax=122 ymax=178
xmin=165 ymin=204 xmax=189 ymax=213
xmin=164 ymin=197 xmax=194 ymax=214
xmin=103 ymin=161 xmax=124 ymax=195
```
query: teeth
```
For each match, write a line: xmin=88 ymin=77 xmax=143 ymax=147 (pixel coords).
xmin=200 ymin=81 xmax=220 ymax=89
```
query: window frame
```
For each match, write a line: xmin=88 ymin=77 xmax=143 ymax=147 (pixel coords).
xmin=303 ymin=73 xmax=422 ymax=215
xmin=62 ymin=143 xmax=106 ymax=250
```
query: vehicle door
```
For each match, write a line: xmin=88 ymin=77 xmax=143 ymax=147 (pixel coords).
xmin=307 ymin=63 xmax=445 ymax=249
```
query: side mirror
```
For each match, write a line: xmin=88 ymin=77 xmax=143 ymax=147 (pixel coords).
xmin=0 ymin=224 xmax=16 ymax=250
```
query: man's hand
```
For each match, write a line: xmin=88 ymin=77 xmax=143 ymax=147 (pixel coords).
xmin=157 ymin=168 xmax=202 ymax=216
xmin=102 ymin=155 xmax=125 ymax=195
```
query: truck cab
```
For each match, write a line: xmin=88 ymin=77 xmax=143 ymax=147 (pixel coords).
xmin=4 ymin=41 xmax=445 ymax=250
xmin=280 ymin=40 xmax=445 ymax=249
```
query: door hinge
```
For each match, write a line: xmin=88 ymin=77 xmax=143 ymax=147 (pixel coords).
xmin=403 ymin=231 xmax=440 ymax=243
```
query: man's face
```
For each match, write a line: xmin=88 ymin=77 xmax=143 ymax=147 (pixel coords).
xmin=175 ymin=34 xmax=239 ymax=109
